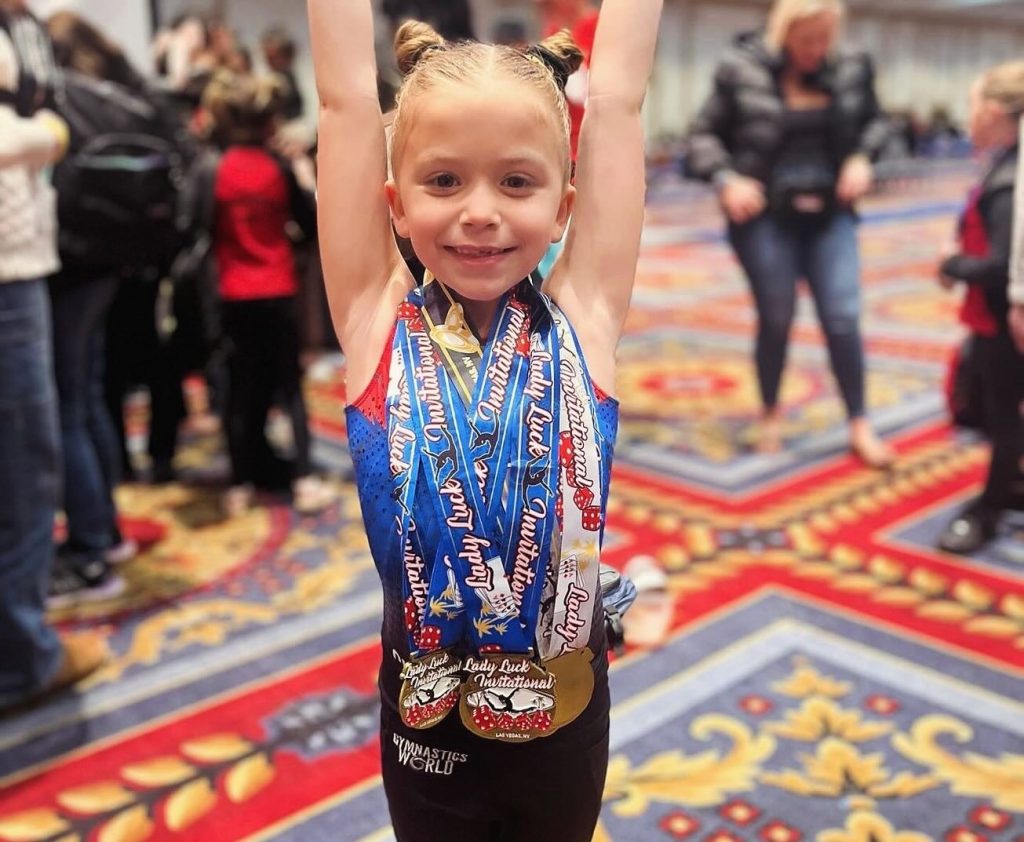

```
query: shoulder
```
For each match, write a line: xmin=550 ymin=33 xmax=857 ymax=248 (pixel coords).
xmin=985 ymin=149 xmax=1018 ymax=196
xmin=715 ymin=40 xmax=771 ymax=87
xmin=832 ymin=49 xmax=876 ymax=84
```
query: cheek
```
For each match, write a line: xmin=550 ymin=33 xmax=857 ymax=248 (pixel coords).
xmin=403 ymin=200 xmax=445 ymax=239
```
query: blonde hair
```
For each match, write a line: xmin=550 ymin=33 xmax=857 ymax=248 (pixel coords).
xmin=390 ymin=20 xmax=583 ymax=178
xmin=765 ymin=0 xmax=845 ymax=53
xmin=980 ymin=60 xmax=1024 ymax=118
xmin=201 ymin=70 xmax=286 ymax=145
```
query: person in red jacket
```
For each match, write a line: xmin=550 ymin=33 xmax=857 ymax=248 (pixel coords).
xmin=536 ymin=0 xmax=598 ymax=162
xmin=203 ymin=71 xmax=335 ymax=516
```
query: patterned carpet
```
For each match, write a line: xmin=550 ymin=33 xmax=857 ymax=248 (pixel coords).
xmin=1 ymin=164 xmax=1022 ymax=842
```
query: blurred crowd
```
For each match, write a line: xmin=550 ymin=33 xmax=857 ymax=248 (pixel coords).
xmin=1 ymin=2 xmax=339 ymax=708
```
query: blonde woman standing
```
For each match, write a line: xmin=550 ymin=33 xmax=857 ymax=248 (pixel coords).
xmin=687 ymin=0 xmax=893 ymax=467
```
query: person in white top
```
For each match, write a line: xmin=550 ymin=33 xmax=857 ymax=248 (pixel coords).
xmin=0 ymin=19 xmax=107 ymax=711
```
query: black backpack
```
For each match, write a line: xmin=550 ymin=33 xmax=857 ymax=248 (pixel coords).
xmin=52 ymin=71 xmax=194 ymax=273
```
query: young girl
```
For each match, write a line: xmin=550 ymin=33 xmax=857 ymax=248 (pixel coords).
xmin=203 ymin=71 xmax=334 ymax=516
xmin=307 ymin=0 xmax=661 ymax=837
xmin=937 ymin=61 xmax=1024 ymax=554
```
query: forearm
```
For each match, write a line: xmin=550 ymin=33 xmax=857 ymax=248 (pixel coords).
xmin=941 ymin=254 xmax=1009 ymax=290
xmin=307 ymin=0 xmax=380 ymax=109
xmin=0 ymin=108 xmax=63 ymax=168
xmin=685 ymin=132 xmax=733 ymax=182
xmin=587 ymin=0 xmax=663 ymax=107
xmin=857 ymin=115 xmax=889 ymax=160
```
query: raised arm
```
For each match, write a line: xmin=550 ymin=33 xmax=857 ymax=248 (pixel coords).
xmin=546 ymin=0 xmax=662 ymax=387
xmin=307 ymin=0 xmax=409 ymax=378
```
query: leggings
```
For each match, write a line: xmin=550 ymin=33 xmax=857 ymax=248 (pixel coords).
xmin=729 ymin=211 xmax=866 ymax=418
xmin=221 ymin=296 xmax=311 ymax=487
xmin=380 ymin=679 xmax=609 ymax=842
xmin=974 ymin=329 xmax=1024 ymax=514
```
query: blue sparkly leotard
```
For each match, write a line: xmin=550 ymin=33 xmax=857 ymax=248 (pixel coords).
xmin=345 ymin=300 xmax=620 ymax=720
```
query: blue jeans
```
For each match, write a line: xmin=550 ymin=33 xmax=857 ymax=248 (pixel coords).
xmin=728 ymin=211 xmax=866 ymax=419
xmin=0 ymin=279 xmax=63 ymax=705
xmin=49 ymin=275 xmax=121 ymax=559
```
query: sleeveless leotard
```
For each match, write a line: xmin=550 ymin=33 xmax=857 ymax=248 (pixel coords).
xmin=345 ymin=304 xmax=619 ymax=719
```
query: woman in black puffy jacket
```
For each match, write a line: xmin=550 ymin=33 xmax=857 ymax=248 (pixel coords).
xmin=686 ymin=0 xmax=893 ymax=467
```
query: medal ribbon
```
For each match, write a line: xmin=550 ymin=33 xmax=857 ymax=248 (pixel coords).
xmin=438 ymin=281 xmax=560 ymax=651
xmin=398 ymin=288 xmax=532 ymax=652
xmin=387 ymin=333 xmax=466 ymax=656
xmin=538 ymin=301 xmax=604 ymax=660
xmin=389 ymin=281 xmax=601 ymax=661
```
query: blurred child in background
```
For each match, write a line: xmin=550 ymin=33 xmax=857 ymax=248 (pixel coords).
xmin=937 ymin=61 xmax=1024 ymax=554
xmin=202 ymin=71 xmax=334 ymax=516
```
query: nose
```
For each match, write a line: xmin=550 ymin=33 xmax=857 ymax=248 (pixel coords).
xmin=459 ymin=183 xmax=500 ymax=229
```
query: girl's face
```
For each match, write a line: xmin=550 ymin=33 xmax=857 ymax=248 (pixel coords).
xmin=387 ymin=80 xmax=575 ymax=304
xmin=784 ymin=10 xmax=840 ymax=76
xmin=967 ymin=80 xmax=1012 ymax=150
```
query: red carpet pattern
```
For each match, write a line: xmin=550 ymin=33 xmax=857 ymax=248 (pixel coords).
xmin=0 ymin=165 xmax=1022 ymax=842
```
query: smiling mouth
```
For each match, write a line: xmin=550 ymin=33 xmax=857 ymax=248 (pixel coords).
xmin=445 ymin=246 xmax=516 ymax=257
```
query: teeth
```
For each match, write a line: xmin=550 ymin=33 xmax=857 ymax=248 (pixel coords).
xmin=454 ymin=247 xmax=501 ymax=256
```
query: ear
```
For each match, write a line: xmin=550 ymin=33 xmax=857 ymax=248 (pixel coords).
xmin=385 ymin=179 xmax=411 ymax=240
xmin=551 ymin=183 xmax=576 ymax=242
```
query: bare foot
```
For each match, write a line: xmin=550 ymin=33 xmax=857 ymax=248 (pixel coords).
xmin=850 ymin=419 xmax=895 ymax=469
xmin=756 ymin=412 xmax=783 ymax=455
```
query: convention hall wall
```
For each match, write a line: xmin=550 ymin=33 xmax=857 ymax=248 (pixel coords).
xmin=26 ymin=0 xmax=1024 ymax=139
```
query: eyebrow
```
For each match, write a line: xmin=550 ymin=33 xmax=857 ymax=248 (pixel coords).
xmin=413 ymin=151 xmax=550 ymax=169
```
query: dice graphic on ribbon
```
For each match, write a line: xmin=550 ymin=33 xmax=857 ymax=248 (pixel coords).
xmin=573 ymin=486 xmax=595 ymax=511
xmin=582 ymin=506 xmax=603 ymax=532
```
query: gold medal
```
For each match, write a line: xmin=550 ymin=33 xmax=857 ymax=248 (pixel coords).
xmin=398 ymin=648 xmax=462 ymax=730
xmin=543 ymin=647 xmax=595 ymax=733
xmin=459 ymin=653 xmax=557 ymax=742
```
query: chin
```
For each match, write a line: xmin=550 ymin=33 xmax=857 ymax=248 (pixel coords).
xmin=428 ymin=256 xmax=540 ymax=297
xmin=443 ymin=275 xmax=525 ymax=304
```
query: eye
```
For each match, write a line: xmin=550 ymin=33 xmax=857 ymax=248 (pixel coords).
xmin=428 ymin=173 xmax=459 ymax=190
xmin=502 ymin=174 xmax=533 ymax=191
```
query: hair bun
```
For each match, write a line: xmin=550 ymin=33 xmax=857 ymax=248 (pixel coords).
xmin=394 ymin=20 xmax=445 ymax=77
xmin=528 ymin=29 xmax=584 ymax=91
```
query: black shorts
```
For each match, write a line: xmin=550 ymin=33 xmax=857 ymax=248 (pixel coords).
xmin=380 ymin=673 xmax=610 ymax=842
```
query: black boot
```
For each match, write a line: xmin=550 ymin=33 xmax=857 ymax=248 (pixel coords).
xmin=937 ymin=502 xmax=998 ymax=555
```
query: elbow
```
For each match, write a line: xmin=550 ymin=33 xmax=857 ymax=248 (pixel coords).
xmin=316 ymin=73 xmax=381 ymax=115
xmin=587 ymin=64 xmax=651 ymax=112
xmin=584 ymin=90 xmax=645 ymax=124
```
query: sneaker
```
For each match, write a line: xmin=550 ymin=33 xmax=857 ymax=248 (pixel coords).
xmin=47 ymin=558 xmax=126 ymax=610
xmin=292 ymin=476 xmax=337 ymax=515
xmin=105 ymin=538 xmax=139 ymax=566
